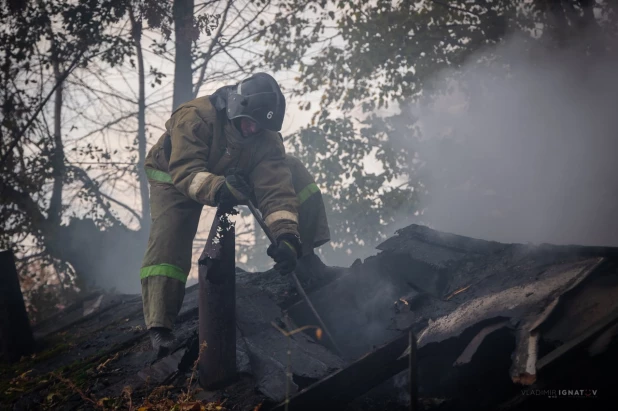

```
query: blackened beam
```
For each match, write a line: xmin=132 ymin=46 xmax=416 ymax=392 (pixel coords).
xmin=0 ymin=250 xmax=35 ymax=363
xmin=198 ymin=208 xmax=237 ymax=388
xmin=497 ymin=305 xmax=618 ymax=411
xmin=271 ymin=331 xmax=417 ymax=411
xmin=537 ymin=305 xmax=618 ymax=371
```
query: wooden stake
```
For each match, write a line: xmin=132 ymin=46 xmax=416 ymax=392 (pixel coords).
xmin=198 ymin=215 xmax=237 ymax=389
xmin=0 ymin=250 xmax=35 ymax=363
xmin=409 ymin=330 xmax=418 ymax=411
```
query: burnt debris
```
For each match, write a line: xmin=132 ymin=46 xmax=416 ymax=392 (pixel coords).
xmin=2 ymin=224 xmax=617 ymax=410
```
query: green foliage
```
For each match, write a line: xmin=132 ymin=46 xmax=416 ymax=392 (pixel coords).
xmin=259 ymin=1 xmax=509 ymax=259
xmin=261 ymin=0 xmax=615 ymax=262
xmin=0 ymin=0 xmax=138 ymax=289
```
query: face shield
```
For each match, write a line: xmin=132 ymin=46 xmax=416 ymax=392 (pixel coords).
xmin=226 ymin=73 xmax=286 ymax=132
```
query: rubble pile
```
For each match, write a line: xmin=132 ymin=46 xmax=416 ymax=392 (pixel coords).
xmin=2 ymin=224 xmax=616 ymax=410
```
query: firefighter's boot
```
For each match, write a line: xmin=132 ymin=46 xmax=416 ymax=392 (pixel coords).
xmin=149 ymin=327 xmax=176 ymax=357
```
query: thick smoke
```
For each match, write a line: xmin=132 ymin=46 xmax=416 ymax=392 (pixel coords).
xmin=401 ymin=32 xmax=618 ymax=247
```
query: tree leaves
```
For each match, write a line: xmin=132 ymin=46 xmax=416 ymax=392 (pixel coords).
xmin=0 ymin=0 xmax=139 ymax=293
xmin=258 ymin=0 xmax=523 ymax=261
xmin=260 ymin=0 xmax=617 ymax=263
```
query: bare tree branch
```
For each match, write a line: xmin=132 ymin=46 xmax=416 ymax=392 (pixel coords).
xmin=48 ymin=30 xmax=65 ymax=226
xmin=99 ymin=190 xmax=143 ymax=223
xmin=129 ymin=3 xmax=150 ymax=223
xmin=192 ymin=0 xmax=234 ymax=98
xmin=428 ymin=0 xmax=484 ymax=18
xmin=0 ymin=47 xmax=86 ymax=169
xmin=65 ymin=165 xmax=124 ymax=225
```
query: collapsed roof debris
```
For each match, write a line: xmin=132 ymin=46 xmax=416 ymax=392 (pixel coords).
xmin=269 ymin=225 xmax=618 ymax=409
xmin=2 ymin=224 xmax=617 ymax=410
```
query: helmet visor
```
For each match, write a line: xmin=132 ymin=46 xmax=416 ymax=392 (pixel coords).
xmin=227 ymin=91 xmax=284 ymax=131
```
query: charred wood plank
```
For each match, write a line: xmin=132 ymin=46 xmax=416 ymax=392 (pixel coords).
xmin=377 ymin=224 xmax=507 ymax=256
xmin=199 ymin=211 xmax=237 ymax=388
xmin=408 ymin=330 xmax=418 ymax=411
xmin=271 ymin=332 xmax=412 ymax=411
xmin=0 ymin=250 xmax=35 ymax=362
xmin=537 ymin=305 xmax=618 ymax=371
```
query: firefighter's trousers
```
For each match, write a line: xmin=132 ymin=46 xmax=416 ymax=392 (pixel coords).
xmin=140 ymin=155 xmax=330 ymax=329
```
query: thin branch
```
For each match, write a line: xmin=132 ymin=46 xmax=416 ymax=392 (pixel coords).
xmin=71 ymin=111 xmax=138 ymax=142
xmin=428 ymin=0 xmax=484 ymax=18
xmin=66 ymin=77 xmax=138 ymax=105
xmin=0 ymin=47 xmax=86 ymax=169
xmin=15 ymin=251 xmax=46 ymax=263
xmin=212 ymin=0 xmax=273 ymax=47
xmin=99 ymin=190 xmax=143 ymax=223
xmin=65 ymin=165 xmax=124 ymax=225
xmin=195 ymin=0 xmax=220 ymax=13
xmin=216 ymin=37 xmax=248 ymax=73
xmin=68 ymin=161 xmax=136 ymax=165
xmin=192 ymin=0 xmax=234 ymax=98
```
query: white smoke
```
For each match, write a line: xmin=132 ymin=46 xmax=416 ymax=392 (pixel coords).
xmin=399 ymin=31 xmax=618 ymax=247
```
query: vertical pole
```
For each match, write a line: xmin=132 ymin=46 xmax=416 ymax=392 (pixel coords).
xmin=198 ymin=220 xmax=237 ymax=388
xmin=408 ymin=330 xmax=418 ymax=411
xmin=0 ymin=250 xmax=35 ymax=363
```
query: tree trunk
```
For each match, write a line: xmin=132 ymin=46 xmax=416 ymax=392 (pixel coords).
xmin=192 ymin=0 xmax=232 ymax=98
xmin=172 ymin=0 xmax=195 ymax=110
xmin=48 ymin=37 xmax=64 ymax=227
xmin=1 ymin=177 xmax=143 ymax=293
xmin=129 ymin=5 xmax=150 ymax=227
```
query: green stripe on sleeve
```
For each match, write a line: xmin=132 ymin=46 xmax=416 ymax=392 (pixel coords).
xmin=140 ymin=263 xmax=188 ymax=283
xmin=297 ymin=183 xmax=320 ymax=205
xmin=145 ymin=167 xmax=173 ymax=184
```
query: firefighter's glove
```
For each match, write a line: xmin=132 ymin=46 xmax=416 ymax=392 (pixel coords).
xmin=216 ymin=173 xmax=251 ymax=209
xmin=267 ymin=234 xmax=301 ymax=275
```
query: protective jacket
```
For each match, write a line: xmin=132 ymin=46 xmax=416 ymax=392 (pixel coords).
xmin=145 ymin=94 xmax=300 ymax=239
xmin=140 ymin=92 xmax=330 ymax=331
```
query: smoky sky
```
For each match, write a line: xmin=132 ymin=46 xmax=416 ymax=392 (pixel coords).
xmin=398 ymin=32 xmax=618 ymax=247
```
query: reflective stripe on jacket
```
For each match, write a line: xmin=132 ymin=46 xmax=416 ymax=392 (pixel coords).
xmin=145 ymin=96 xmax=300 ymax=238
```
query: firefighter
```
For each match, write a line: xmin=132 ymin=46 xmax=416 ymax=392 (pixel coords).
xmin=141 ymin=73 xmax=330 ymax=351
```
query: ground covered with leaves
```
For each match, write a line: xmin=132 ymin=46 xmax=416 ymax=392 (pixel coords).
xmin=0 ymin=289 xmax=266 ymax=411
